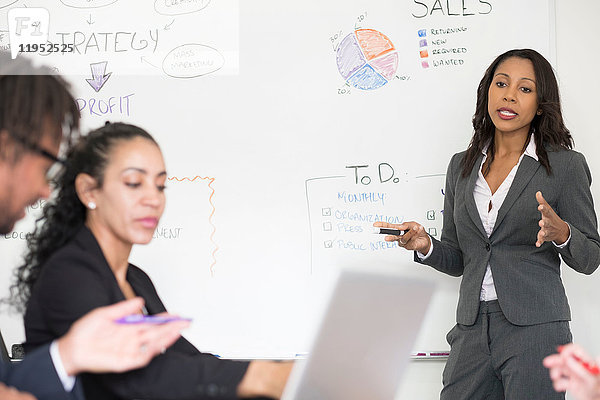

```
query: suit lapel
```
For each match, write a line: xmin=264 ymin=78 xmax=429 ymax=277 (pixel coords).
xmin=465 ymin=154 xmax=488 ymax=238
xmin=71 ymin=377 xmax=86 ymax=400
xmin=491 ymin=155 xmax=540 ymax=235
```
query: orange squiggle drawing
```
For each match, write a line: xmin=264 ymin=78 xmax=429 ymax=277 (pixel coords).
xmin=168 ymin=176 xmax=218 ymax=276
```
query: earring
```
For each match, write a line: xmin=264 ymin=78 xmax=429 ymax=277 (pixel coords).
xmin=536 ymin=110 xmax=542 ymax=115
xmin=87 ymin=202 xmax=96 ymax=210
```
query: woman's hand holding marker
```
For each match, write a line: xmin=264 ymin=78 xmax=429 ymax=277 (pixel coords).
xmin=373 ymin=221 xmax=431 ymax=254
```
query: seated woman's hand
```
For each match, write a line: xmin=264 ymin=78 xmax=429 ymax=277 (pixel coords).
xmin=237 ymin=361 xmax=293 ymax=399
xmin=543 ymin=343 xmax=600 ymax=400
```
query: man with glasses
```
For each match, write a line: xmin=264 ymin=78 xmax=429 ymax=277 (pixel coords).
xmin=0 ymin=53 xmax=190 ymax=399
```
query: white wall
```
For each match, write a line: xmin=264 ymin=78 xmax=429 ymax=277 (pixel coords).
xmin=0 ymin=0 xmax=557 ymax=359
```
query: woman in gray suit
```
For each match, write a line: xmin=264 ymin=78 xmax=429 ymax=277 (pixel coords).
xmin=375 ymin=48 xmax=600 ymax=399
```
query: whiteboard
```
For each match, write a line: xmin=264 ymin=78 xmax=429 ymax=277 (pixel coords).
xmin=0 ymin=0 xmax=556 ymax=358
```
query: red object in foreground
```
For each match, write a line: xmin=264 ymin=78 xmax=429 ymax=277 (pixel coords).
xmin=558 ymin=345 xmax=600 ymax=375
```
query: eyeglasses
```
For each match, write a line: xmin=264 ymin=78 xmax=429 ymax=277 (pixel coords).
xmin=9 ymin=133 xmax=67 ymax=183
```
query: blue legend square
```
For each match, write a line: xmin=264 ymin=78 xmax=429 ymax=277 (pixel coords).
xmin=418 ymin=29 xmax=427 ymax=37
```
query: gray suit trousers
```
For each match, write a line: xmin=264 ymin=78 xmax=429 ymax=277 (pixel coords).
xmin=440 ymin=301 xmax=571 ymax=400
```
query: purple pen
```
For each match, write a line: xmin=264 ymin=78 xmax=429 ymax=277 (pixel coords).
xmin=115 ymin=315 xmax=192 ymax=324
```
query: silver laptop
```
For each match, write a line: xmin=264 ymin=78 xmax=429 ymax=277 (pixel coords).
xmin=282 ymin=267 xmax=435 ymax=400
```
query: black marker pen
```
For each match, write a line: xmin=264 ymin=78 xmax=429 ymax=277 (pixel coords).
xmin=372 ymin=227 xmax=409 ymax=236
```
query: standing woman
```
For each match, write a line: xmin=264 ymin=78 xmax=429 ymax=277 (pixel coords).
xmin=14 ymin=122 xmax=291 ymax=400
xmin=375 ymin=48 xmax=600 ymax=399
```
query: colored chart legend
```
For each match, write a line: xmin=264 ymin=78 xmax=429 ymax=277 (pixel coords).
xmin=418 ymin=29 xmax=430 ymax=68
xmin=335 ymin=28 xmax=398 ymax=90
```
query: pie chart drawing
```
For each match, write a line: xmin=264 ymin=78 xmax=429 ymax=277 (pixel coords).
xmin=336 ymin=28 xmax=398 ymax=91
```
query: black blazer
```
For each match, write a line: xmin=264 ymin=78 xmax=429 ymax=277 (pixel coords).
xmin=0 ymin=344 xmax=83 ymax=400
xmin=417 ymin=149 xmax=600 ymax=326
xmin=24 ymin=226 xmax=249 ymax=400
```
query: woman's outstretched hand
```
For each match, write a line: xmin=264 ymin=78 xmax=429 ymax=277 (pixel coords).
xmin=536 ymin=191 xmax=570 ymax=247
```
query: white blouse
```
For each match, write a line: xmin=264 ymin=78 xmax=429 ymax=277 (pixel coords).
xmin=418 ymin=135 xmax=570 ymax=301
xmin=475 ymin=136 xmax=537 ymax=301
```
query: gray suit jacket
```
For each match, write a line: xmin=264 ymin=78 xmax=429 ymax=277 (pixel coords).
xmin=417 ymin=148 xmax=600 ymax=326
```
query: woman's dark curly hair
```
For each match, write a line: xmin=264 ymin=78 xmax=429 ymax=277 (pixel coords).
xmin=9 ymin=122 xmax=158 ymax=312
xmin=461 ymin=48 xmax=573 ymax=177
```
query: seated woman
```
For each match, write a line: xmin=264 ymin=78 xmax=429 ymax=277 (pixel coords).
xmin=14 ymin=122 xmax=291 ymax=400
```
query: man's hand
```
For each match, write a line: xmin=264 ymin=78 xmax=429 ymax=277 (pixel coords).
xmin=0 ymin=383 xmax=36 ymax=400
xmin=57 ymin=298 xmax=189 ymax=375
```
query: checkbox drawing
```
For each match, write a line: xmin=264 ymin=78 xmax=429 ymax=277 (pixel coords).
xmin=428 ymin=228 xmax=438 ymax=237
xmin=324 ymin=240 xmax=333 ymax=249
xmin=426 ymin=210 xmax=435 ymax=220
xmin=322 ymin=207 xmax=331 ymax=216
xmin=323 ymin=222 xmax=332 ymax=231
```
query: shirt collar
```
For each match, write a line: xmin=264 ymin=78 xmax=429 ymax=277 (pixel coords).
xmin=481 ymin=134 xmax=538 ymax=161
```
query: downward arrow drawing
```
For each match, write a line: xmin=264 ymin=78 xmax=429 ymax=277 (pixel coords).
xmin=86 ymin=61 xmax=112 ymax=92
